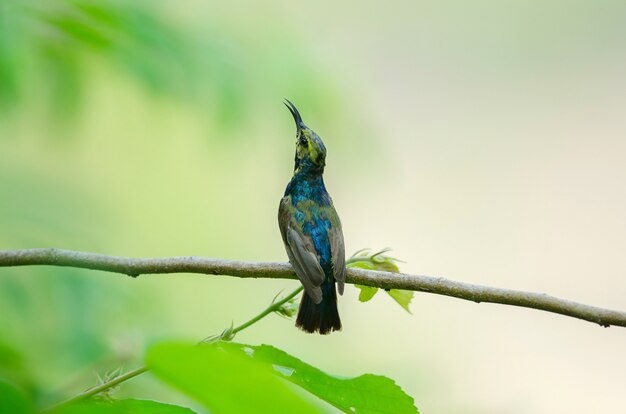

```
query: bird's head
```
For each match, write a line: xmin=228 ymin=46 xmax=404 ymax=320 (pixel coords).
xmin=284 ymin=100 xmax=326 ymax=175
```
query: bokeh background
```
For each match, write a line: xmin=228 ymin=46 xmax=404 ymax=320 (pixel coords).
xmin=1 ymin=0 xmax=626 ymax=412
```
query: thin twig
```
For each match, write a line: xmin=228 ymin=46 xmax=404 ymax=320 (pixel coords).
xmin=43 ymin=366 xmax=149 ymax=413
xmin=42 ymin=286 xmax=304 ymax=412
xmin=1 ymin=248 xmax=625 ymax=328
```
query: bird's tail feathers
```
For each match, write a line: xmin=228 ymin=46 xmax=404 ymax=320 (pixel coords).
xmin=296 ymin=281 xmax=341 ymax=335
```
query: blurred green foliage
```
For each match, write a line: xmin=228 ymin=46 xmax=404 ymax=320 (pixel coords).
xmin=0 ymin=164 xmax=136 ymax=406
xmin=2 ymin=0 xmax=196 ymax=114
xmin=0 ymin=0 xmax=336 ymax=128
xmin=0 ymin=378 xmax=33 ymax=414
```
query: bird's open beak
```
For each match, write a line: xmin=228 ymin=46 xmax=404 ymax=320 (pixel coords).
xmin=284 ymin=99 xmax=305 ymax=132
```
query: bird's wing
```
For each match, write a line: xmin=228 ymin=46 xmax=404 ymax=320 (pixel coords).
xmin=326 ymin=206 xmax=346 ymax=295
xmin=279 ymin=197 xmax=325 ymax=304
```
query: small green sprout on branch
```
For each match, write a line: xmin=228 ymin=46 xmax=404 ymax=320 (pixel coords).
xmin=348 ymin=248 xmax=414 ymax=313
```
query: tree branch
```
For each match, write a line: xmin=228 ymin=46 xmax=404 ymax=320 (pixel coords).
xmin=1 ymin=248 xmax=624 ymax=328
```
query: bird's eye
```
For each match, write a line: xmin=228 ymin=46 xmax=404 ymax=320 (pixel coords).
xmin=299 ymin=136 xmax=307 ymax=146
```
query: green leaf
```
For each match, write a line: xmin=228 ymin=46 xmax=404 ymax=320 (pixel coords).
xmin=227 ymin=343 xmax=419 ymax=414
xmin=0 ymin=379 xmax=32 ymax=414
xmin=147 ymin=343 xmax=319 ymax=414
xmin=55 ymin=399 xmax=196 ymax=414
xmin=347 ymin=249 xmax=414 ymax=313
xmin=355 ymin=284 xmax=378 ymax=302
xmin=347 ymin=260 xmax=376 ymax=270
xmin=387 ymin=290 xmax=414 ymax=314
xmin=348 ymin=257 xmax=380 ymax=302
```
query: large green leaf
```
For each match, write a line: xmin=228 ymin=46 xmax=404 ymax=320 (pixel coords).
xmin=146 ymin=343 xmax=319 ymax=414
xmin=55 ymin=399 xmax=196 ymax=414
xmin=0 ymin=379 xmax=32 ymax=414
xmin=228 ymin=343 xmax=419 ymax=414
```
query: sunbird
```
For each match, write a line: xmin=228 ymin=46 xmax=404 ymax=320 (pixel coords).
xmin=279 ymin=100 xmax=346 ymax=334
